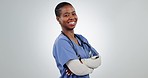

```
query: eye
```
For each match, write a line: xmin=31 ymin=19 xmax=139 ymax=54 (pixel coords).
xmin=64 ymin=14 xmax=69 ymax=17
xmin=72 ymin=12 xmax=76 ymax=16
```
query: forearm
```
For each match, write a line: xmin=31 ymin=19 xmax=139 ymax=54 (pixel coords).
xmin=82 ymin=55 xmax=101 ymax=69
xmin=66 ymin=59 xmax=94 ymax=76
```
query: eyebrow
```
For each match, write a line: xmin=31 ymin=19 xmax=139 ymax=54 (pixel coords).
xmin=64 ymin=11 xmax=76 ymax=14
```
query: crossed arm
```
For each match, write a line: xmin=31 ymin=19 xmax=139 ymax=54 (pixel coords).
xmin=66 ymin=55 xmax=101 ymax=76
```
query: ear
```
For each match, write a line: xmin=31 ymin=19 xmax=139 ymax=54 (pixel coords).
xmin=56 ymin=16 xmax=60 ymax=22
xmin=56 ymin=16 xmax=61 ymax=25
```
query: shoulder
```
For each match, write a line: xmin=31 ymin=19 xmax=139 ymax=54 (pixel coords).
xmin=54 ymin=34 xmax=71 ymax=46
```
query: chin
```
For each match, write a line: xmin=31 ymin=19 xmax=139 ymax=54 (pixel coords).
xmin=69 ymin=28 xmax=75 ymax=30
xmin=67 ymin=27 xmax=75 ymax=30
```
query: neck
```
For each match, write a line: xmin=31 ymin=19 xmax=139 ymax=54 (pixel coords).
xmin=62 ymin=29 xmax=80 ymax=46
xmin=62 ymin=30 xmax=75 ymax=39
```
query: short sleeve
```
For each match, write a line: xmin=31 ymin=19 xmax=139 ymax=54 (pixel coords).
xmin=53 ymin=39 xmax=78 ymax=67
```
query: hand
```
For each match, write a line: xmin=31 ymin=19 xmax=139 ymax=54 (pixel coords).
xmin=91 ymin=55 xmax=99 ymax=60
xmin=66 ymin=68 xmax=73 ymax=76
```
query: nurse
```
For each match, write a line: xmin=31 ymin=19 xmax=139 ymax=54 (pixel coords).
xmin=53 ymin=2 xmax=101 ymax=78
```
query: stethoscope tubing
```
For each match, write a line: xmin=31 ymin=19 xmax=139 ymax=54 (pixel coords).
xmin=61 ymin=31 xmax=94 ymax=58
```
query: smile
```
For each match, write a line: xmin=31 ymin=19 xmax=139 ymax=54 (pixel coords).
xmin=68 ymin=22 xmax=76 ymax=25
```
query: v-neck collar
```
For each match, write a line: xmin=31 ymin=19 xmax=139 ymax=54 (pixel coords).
xmin=71 ymin=37 xmax=82 ymax=47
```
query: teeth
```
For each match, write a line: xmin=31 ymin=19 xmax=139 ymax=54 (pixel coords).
xmin=69 ymin=22 xmax=75 ymax=24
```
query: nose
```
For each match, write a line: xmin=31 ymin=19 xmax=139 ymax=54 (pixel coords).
xmin=69 ymin=16 xmax=75 ymax=20
xmin=69 ymin=14 xmax=76 ymax=20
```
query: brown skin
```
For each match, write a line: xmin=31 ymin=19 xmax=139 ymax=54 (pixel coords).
xmin=56 ymin=5 xmax=79 ymax=75
xmin=56 ymin=5 xmax=79 ymax=45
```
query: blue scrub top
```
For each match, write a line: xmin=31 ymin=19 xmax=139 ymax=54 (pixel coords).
xmin=53 ymin=33 xmax=98 ymax=78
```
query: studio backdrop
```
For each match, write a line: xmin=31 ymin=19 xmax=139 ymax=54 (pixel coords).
xmin=0 ymin=0 xmax=148 ymax=78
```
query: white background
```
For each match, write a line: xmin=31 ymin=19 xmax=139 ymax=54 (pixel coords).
xmin=0 ymin=0 xmax=148 ymax=78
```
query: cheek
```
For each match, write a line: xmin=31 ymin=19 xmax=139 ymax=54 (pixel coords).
xmin=60 ymin=18 xmax=68 ymax=23
xmin=76 ymin=17 xmax=78 ymax=21
xmin=62 ymin=18 xmax=67 ymax=22
xmin=75 ymin=16 xmax=78 ymax=20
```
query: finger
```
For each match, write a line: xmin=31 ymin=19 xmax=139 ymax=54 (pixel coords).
xmin=66 ymin=72 xmax=70 ymax=75
xmin=67 ymin=73 xmax=70 ymax=76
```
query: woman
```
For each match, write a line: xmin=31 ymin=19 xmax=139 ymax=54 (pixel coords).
xmin=53 ymin=2 xmax=101 ymax=78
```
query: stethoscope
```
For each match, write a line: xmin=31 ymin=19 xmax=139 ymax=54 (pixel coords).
xmin=61 ymin=31 xmax=98 ymax=60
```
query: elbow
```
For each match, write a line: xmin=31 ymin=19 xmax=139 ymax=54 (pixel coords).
xmin=97 ymin=56 xmax=102 ymax=66
xmin=94 ymin=56 xmax=102 ymax=68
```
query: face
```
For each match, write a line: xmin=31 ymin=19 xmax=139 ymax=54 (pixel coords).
xmin=57 ymin=5 xmax=78 ymax=31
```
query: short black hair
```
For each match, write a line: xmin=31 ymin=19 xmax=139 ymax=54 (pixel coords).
xmin=55 ymin=2 xmax=72 ymax=17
